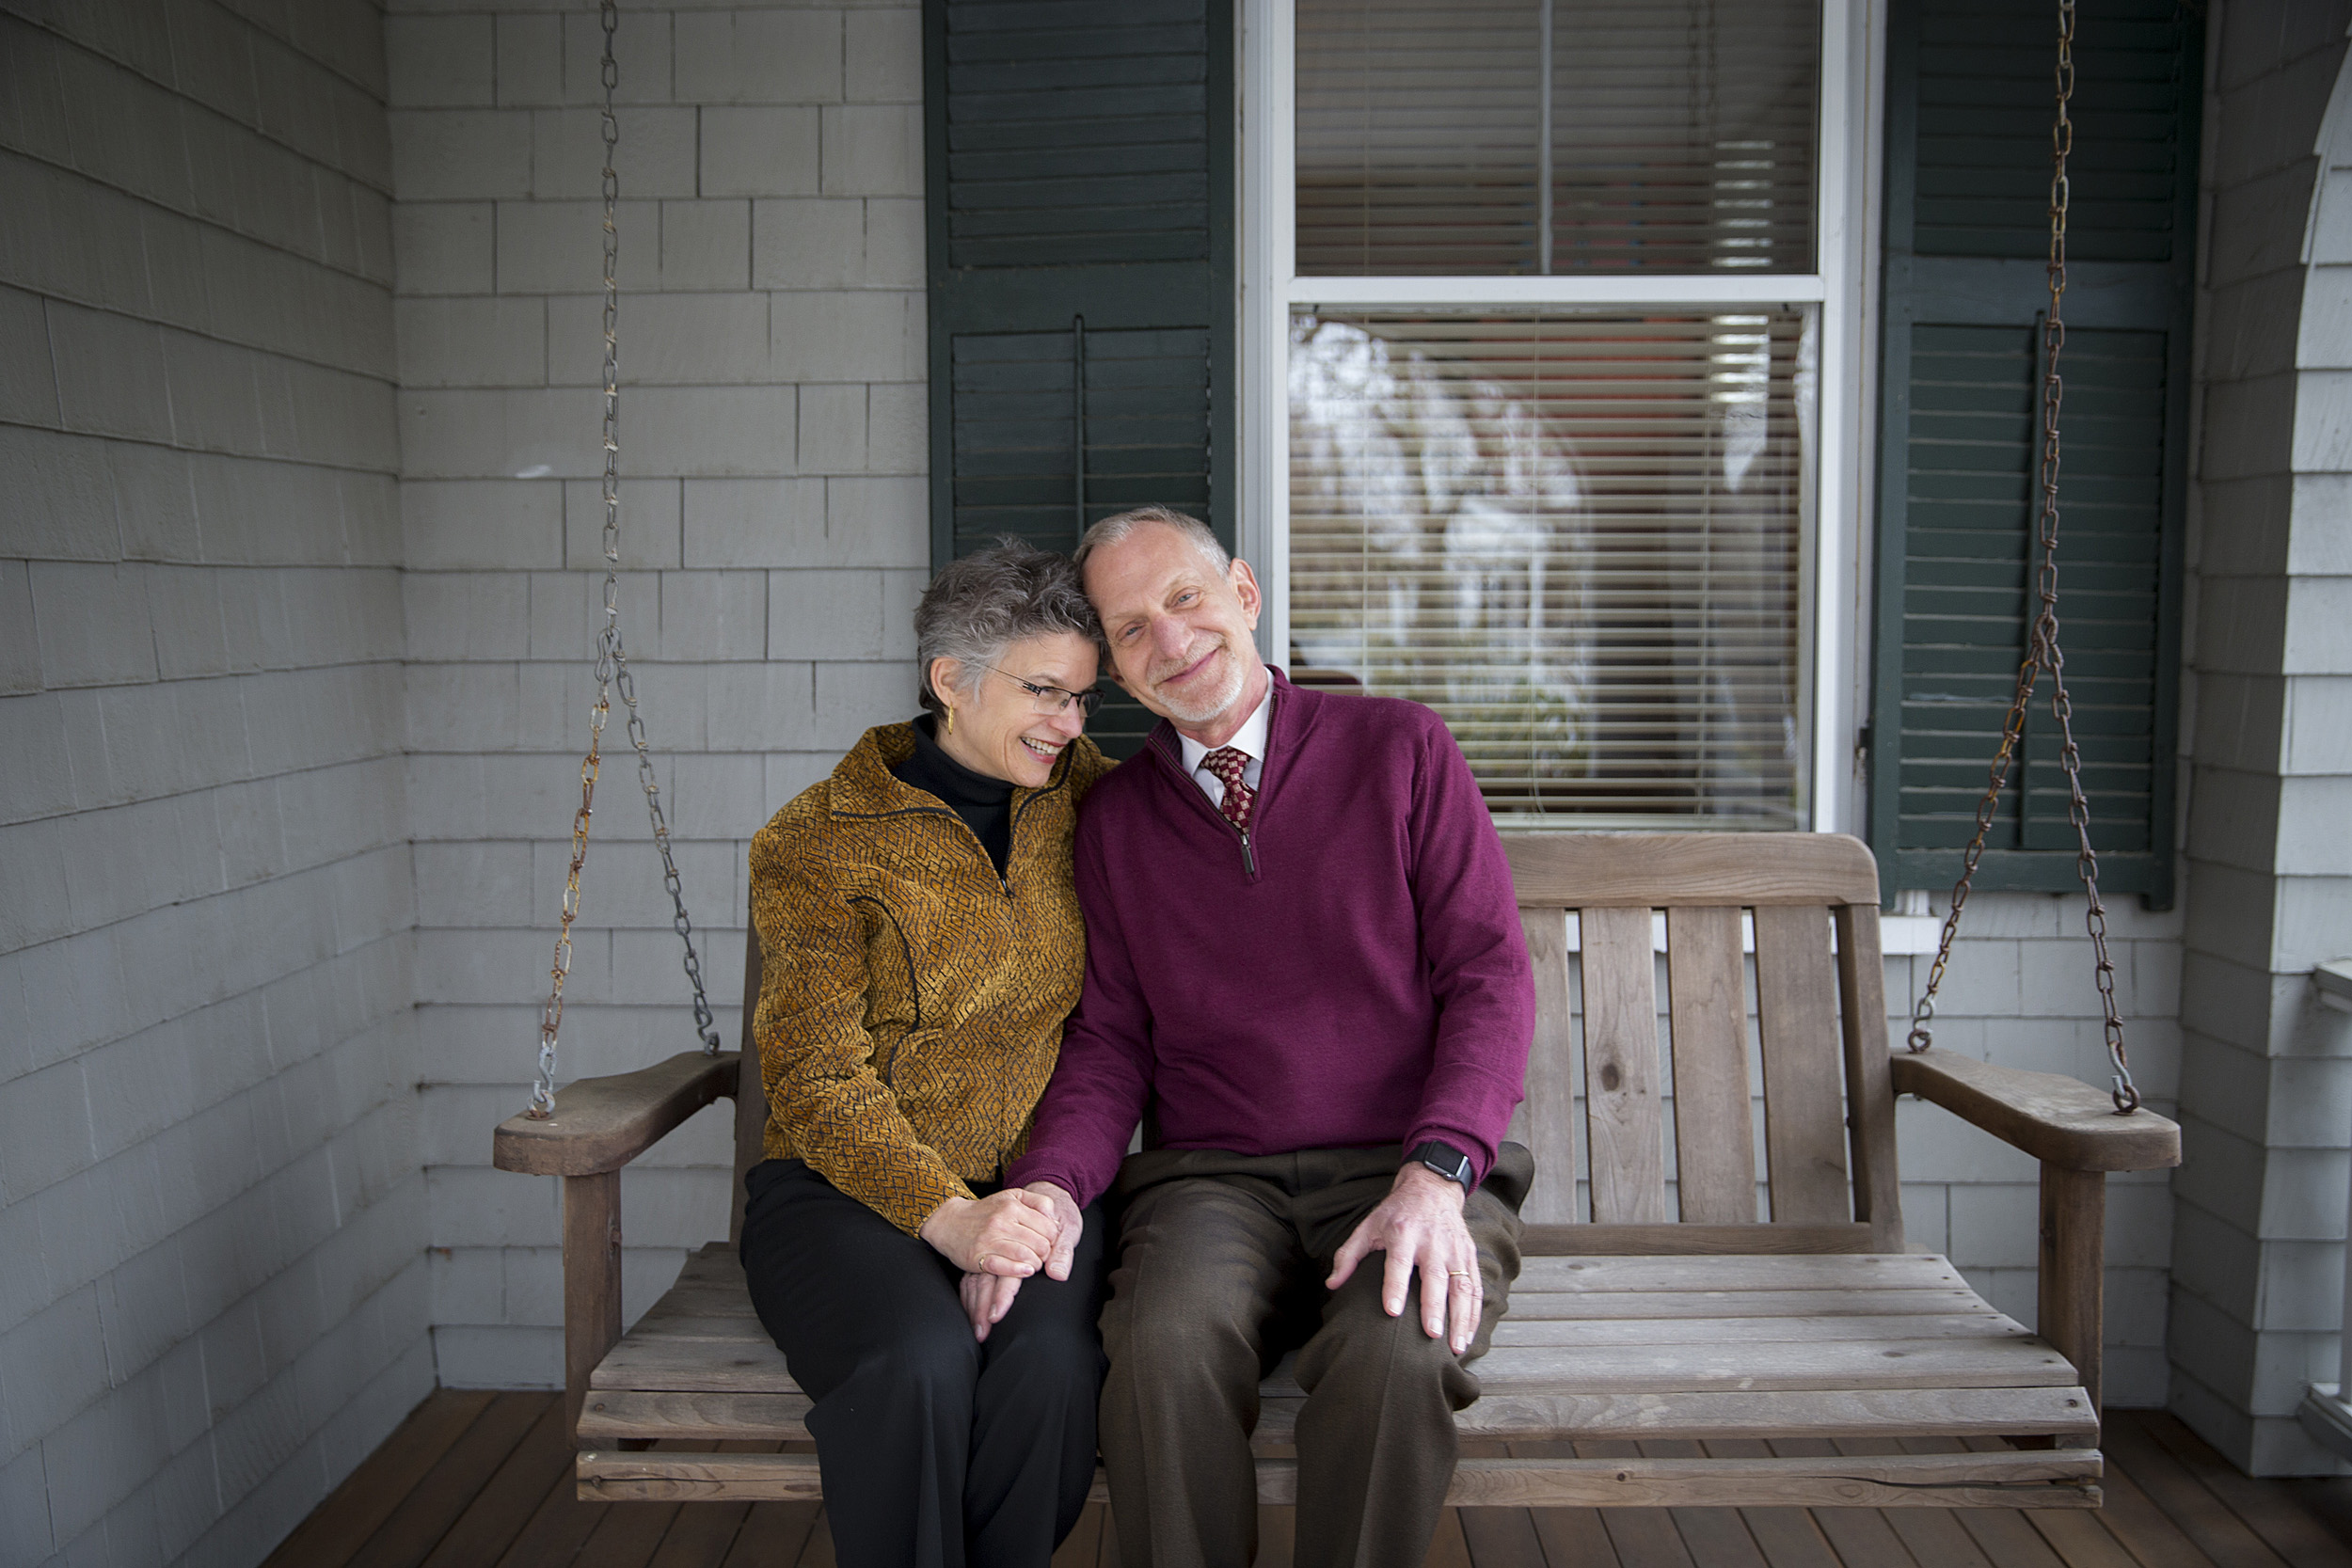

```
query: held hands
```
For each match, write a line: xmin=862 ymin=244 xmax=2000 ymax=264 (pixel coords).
xmin=940 ymin=1181 xmax=1085 ymax=1342
xmin=918 ymin=1187 xmax=1062 ymax=1277
xmin=1326 ymin=1163 xmax=1484 ymax=1354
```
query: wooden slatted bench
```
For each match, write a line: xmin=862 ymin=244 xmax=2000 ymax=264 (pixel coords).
xmin=493 ymin=832 xmax=2179 ymax=1512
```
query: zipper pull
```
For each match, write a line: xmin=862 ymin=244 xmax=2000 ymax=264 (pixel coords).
xmin=1239 ymin=830 xmax=1256 ymax=876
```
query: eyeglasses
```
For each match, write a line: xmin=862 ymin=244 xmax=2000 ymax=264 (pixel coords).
xmin=987 ymin=667 xmax=1103 ymax=720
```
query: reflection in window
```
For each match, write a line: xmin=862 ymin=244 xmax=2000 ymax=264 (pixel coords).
xmin=1288 ymin=312 xmax=1810 ymax=825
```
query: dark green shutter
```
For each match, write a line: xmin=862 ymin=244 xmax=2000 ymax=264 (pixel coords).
xmin=924 ymin=0 xmax=1235 ymax=757
xmin=1870 ymin=0 xmax=2197 ymax=905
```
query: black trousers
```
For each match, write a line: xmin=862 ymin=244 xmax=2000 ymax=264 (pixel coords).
xmin=740 ymin=1159 xmax=1108 ymax=1568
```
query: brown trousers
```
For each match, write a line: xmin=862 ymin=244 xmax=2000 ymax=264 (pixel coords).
xmin=1097 ymin=1144 xmax=1533 ymax=1568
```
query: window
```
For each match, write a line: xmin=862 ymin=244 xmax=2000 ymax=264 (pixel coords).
xmin=1244 ymin=0 xmax=1862 ymax=830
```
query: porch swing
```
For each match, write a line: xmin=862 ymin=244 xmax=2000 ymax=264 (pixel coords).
xmin=492 ymin=0 xmax=2179 ymax=1515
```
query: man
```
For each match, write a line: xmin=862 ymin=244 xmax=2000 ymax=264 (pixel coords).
xmin=985 ymin=505 xmax=1534 ymax=1568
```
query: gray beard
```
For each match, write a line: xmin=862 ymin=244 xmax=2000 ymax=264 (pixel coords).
xmin=1152 ymin=642 xmax=1248 ymax=726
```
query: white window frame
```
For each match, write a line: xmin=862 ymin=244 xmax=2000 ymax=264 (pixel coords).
xmin=1235 ymin=0 xmax=1885 ymax=835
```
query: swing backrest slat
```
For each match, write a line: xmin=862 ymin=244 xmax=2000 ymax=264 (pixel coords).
xmin=1662 ymin=904 xmax=1756 ymax=1224
xmin=1578 ymin=905 xmax=1669 ymax=1224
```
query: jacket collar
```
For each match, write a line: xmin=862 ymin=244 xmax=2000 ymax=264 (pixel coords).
xmin=828 ymin=720 xmax=1073 ymax=818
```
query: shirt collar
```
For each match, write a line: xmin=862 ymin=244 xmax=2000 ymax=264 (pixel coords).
xmin=1178 ymin=667 xmax=1275 ymax=777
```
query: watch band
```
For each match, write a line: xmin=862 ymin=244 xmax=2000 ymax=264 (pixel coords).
xmin=1406 ymin=1139 xmax=1474 ymax=1194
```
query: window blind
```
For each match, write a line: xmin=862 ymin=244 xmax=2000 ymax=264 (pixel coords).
xmin=1288 ymin=311 xmax=1809 ymax=825
xmin=1296 ymin=0 xmax=1820 ymax=277
xmin=1295 ymin=2 xmax=1544 ymax=275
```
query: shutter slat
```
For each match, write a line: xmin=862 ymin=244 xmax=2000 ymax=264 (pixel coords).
xmin=1909 ymin=0 xmax=2189 ymax=264
xmin=942 ymin=5 xmax=1212 ymax=274
xmin=1890 ymin=312 xmax=2169 ymax=860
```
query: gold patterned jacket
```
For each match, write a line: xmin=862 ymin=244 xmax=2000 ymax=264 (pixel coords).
xmin=748 ymin=721 xmax=1114 ymax=1235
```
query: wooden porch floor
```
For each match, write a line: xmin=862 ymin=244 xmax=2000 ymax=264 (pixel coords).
xmin=263 ymin=1390 xmax=2352 ymax=1568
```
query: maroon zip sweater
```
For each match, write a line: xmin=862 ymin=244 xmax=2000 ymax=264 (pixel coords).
xmin=1006 ymin=669 xmax=1534 ymax=1208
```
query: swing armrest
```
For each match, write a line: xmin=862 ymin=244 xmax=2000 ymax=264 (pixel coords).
xmin=1890 ymin=1047 xmax=2178 ymax=1417
xmin=493 ymin=1051 xmax=742 ymax=1176
xmin=1889 ymin=1048 xmax=2179 ymax=1172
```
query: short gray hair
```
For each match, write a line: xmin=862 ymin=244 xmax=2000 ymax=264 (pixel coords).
xmin=1073 ymin=505 xmax=1230 ymax=582
xmin=914 ymin=536 xmax=1098 ymax=716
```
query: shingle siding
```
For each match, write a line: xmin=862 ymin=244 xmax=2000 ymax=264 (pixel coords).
xmin=0 ymin=2 xmax=427 ymax=1559
xmin=2169 ymin=0 xmax=2352 ymax=1477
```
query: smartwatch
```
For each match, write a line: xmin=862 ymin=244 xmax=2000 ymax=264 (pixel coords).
xmin=1406 ymin=1139 xmax=1474 ymax=1195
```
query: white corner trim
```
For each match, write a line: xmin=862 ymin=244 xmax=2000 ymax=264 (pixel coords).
xmin=2302 ymin=1384 xmax=2352 ymax=1461
xmin=1235 ymin=0 xmax=1294 ymax=662
xmin=2298 ymin=24 xmax=2352 ymax=265
xmin=2315 ymin=958 xmax=2352 ymax=1014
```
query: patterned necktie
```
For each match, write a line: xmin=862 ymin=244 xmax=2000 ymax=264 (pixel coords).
xmin=1200 ymin=747 xmax=1256 ymax=832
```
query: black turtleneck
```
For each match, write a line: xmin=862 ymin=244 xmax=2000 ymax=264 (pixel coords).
xmin=891 ymin=714 xmax=1014 ymax=875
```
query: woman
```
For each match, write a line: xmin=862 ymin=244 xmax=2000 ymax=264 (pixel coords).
xmin=740 ymin=538 xmax=1115 ymax=1568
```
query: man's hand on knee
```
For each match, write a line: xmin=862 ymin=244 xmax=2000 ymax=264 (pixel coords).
xmin=1326 ymin=1164 xmax=1484 ymax=1355
xmin=1022 ymin=1180 xmax=1084 ymax=1281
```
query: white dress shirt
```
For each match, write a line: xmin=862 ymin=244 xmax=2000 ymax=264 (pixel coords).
xmin=1177 ymin=669 xmax=1274 ymax=813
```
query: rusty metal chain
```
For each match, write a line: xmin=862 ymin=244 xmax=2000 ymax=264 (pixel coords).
xmin=530 ymin=0 xmax=721 ymax=1119
xmin=1905 ymin=0 xmax=2137 ymax=1115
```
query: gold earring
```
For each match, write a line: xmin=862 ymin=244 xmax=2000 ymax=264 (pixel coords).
xmin=944 ymin=706 xmax=955 ymax=736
